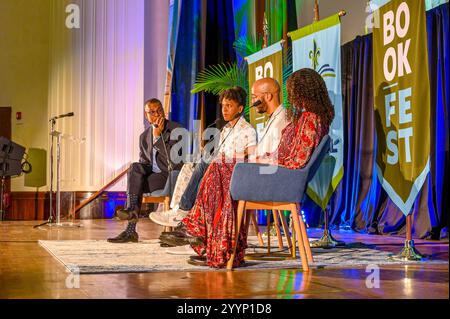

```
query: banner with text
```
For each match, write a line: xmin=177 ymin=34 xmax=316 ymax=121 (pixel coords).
xmin=289 ymin=14 xmax=344 ymax=210
xmin=373 ymin=0 xmax=430 ymax=216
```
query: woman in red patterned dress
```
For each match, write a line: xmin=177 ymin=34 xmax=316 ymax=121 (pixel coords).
xmin=163 ymin=69 xmax=335 ymax=268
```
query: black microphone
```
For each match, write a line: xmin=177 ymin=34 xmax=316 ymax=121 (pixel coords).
xmin=250 ymin=100 xmax=262 ymax=108
xmin=232 ymin=112 xmax=243 ymax=120
xmin=50 ymin=112 xmax=74 ymax=121
xmin=207 ymin=118 xmax=226 ymax=129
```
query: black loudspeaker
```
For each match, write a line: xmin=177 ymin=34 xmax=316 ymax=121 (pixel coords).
xmin=0 ymin=136 xmax=26 ymax=177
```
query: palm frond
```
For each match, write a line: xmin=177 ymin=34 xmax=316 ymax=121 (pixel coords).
xmin=191 ymin=62 xmax=241 ymax=95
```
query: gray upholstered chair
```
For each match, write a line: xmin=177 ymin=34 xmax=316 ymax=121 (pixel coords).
xmin=227 ymin=135 xmax=331 ymax=270
xmin=142 ymin=170 xmax=180 ymax=231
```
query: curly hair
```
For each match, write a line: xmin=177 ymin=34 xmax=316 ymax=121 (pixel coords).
xmin=219 ymin=86 xmax=247 ymax=107
xmin=286 ymin=68 xmax=335 ymax=127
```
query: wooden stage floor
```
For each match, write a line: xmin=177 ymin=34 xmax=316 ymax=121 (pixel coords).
xmin=0 ymin=219 xmax=448 ymax=299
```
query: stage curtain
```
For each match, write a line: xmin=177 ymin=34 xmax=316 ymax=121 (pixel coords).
xmin=203 ymin=0 xmax=237 ymax=125
xmin=47 ymin=0 xmax=145 ymax=191
xmin=171 ymin=0 xmax=237 ymax=129
xmin=308 ymin=3 xmax=449 ymax=239
xmin=170 ymin=0 xmax=203 ymax=132
xmin=426 ymin=3 xmax=449 ymax=238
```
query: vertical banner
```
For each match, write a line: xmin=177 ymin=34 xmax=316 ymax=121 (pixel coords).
xmin=246 ymin=41 xmax=284 ymax=137
xmin=163 ymin=0 xmax=182 ymax=116
xmin=289 ymin=14 xmax=344 ymax=210
xmin=373 ymin=0 xmax=430 ymax=216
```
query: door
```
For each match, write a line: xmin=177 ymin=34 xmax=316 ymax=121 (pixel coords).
xmin=0 ymin=107 xmax=12 ymax=206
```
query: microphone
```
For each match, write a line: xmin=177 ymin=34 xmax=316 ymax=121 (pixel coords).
xmin=50 ymin=112 xmax=74 ymax=121
xmin=232 ymin=112 xmax=243 ymax=120
xmin=250 ymin=100 xmax=262 ymax=108
xmin=207 ymin=118 xmax=226 ymax=129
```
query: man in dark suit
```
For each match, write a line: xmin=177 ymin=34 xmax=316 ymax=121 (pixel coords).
xmin=108 ymin=98 xmax=183 ymax=243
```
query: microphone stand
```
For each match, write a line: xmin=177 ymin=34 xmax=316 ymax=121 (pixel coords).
xmin=34 ymin=115 xmax=80 ymax=229
xmin=34 ymin=119 xmax=57 ymax=228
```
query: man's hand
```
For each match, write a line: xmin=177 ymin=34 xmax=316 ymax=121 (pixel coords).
xmin=152 ymin=117 xmax=165 ymax=137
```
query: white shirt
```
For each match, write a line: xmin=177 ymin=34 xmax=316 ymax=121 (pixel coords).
xmin=255 ymin=105 xmax=289 ymax=157
xmin=217 ymin=116 xmax=257 ymax=159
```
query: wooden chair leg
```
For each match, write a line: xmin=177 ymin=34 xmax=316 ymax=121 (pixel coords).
xmin=291 ymin=226 xmax=297 ymax=258
xmin=227 ymin=201 xmax=246 ymax=270
xmin=272 ymin=210 xmax=284 ymax=249
xmin=163 ymin=197 xmax=173 ymax=232
xmin=164 ymin=197 xmax=170 ymax=211
xmin=297 ymin=203 xmax=314 ymax=263
xmin=290 ymin=204 xmax=309 ymax=271
xmin=278 ymin=210 xmax=293 ymax=255
xmin=250 ymin=211 xmax=264 ymax=246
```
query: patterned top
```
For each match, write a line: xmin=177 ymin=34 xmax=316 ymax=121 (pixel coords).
xmin=275 ymin=111 xmax=328 ymax=169
xmin=217 ymin=116 xmax=257 ymax=159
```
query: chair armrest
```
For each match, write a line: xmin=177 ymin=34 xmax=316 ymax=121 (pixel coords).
xmin=230 ymin=163 xmax=308 ymax=203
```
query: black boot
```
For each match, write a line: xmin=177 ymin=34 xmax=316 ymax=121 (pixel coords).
xmin=107 ymin=221 xmax=139 ymax=243
xmin=116 ymin=193 xmax=141 ymax=221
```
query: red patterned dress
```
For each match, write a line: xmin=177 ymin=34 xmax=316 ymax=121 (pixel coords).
xmin=182 ymin=112 xmax=328 ymax=268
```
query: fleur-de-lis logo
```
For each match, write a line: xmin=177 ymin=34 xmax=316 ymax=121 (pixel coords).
xmin=309 ymin=39 xmax=321 ymax=71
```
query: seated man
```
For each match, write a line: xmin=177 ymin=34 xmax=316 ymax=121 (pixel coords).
xmin=150 ymin=78 xmax=288 ymax=228
xmin=107 ymin=98 xmax=183 ymax=243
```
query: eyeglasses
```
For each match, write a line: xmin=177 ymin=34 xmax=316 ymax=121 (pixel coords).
xmin=145 ymin=109 xmax=164 ymax=116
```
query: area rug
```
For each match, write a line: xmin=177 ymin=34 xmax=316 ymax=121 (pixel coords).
xmin=38 ymin=238 xmax=448 ymax=274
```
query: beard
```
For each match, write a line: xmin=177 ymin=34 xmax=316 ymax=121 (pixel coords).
xmin=256 ymin=106 xmax=266 ymax=114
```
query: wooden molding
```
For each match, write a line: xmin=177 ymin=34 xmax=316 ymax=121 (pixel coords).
xmin=7 ymin=191 xmax=126 ymax=221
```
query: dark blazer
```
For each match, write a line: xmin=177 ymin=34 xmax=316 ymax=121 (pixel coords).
xmin=138 ymin=119 xmax=184 ymax=173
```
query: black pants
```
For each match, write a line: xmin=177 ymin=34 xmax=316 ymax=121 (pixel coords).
xmin=127 ymin=162 xmax=168 ymax=197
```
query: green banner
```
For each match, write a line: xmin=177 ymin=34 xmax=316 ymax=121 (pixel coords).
xmin=290 ymin=15 xmax=344 ymax=210
xmin=373 ymin=0 xmax=431 ymax=215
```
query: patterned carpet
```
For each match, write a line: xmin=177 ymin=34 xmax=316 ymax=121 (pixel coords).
xmin=38 ymin=238 xmax=447 ymax=274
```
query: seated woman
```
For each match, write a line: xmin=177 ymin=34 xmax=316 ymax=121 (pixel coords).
xmin=160 ymin=68 xmax=335 ymax=268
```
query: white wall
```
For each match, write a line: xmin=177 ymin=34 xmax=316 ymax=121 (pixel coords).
xmin=0 ymin=0 xmax=51 ymax=192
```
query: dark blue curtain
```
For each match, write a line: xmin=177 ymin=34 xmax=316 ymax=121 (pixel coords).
xmin=204 ymin=0 xmax=237 ymax=126
xmin=171 ymin=0 xmax=202 ymax=132
xmin=171 ymin=0 xmax=237 ymax=129
xmin=305 ymin=3 xmax=449 ymax=239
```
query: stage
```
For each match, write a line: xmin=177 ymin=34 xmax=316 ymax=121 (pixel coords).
xmin=0 ymin=219 xmax=447 ymax=299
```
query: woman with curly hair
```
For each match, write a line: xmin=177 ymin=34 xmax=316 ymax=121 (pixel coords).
xmin=254 ymin=68 xmax=334 ymax=168
xmin=162 ymin=68 xmax=334 ymax=268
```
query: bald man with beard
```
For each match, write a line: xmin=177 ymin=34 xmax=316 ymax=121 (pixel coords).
xmin=249 ymin=78 xmax=289 ymax=159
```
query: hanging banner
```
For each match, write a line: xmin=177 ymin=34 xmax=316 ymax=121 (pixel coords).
xmin=289 ymin=14 xmax=344 ymax=210
xmin=373 ymin=0 xmax=430 ymax=216
xmin=246 ymin=41 xmax=284 ymax=138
